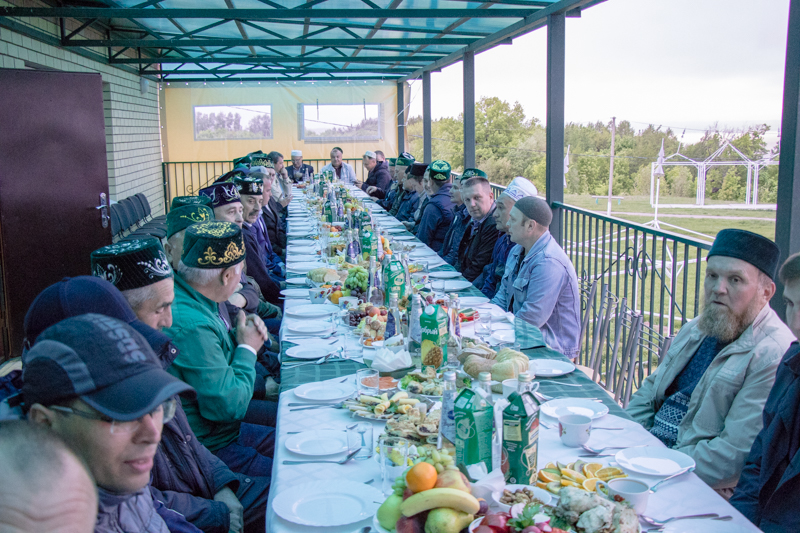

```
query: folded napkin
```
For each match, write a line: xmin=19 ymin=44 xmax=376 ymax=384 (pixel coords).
xmin=371 ymin=347 xmax=412 ymax=372
xmin=471 ymin=469 xmax=506 ymax=499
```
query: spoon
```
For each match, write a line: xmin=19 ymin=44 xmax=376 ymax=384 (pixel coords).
xmin=640 ymin=513 xmax=729 ymax=528
xmin=648 ymin=466 xmax=696 ymax=492
xmin=282 ymin=449 xmax=360 ymax=465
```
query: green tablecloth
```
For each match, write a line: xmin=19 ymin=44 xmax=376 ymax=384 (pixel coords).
xmin=280 ymin=201 xmax=632 ymax=421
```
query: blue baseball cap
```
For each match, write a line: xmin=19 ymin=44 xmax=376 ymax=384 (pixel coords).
xmin=23 ymin=314 xmax=194 ymax=420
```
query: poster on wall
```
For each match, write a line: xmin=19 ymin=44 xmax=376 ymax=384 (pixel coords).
xmin=194 ymin=104 xmax=273 ymax=140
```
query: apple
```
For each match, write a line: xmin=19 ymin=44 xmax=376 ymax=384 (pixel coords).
xmin=402 ymin=488 xmax=414 ymax=500
xmin=433 ymin=469 xmax=471 ymax=493
xmin=395 ymin=514 xmax=424 ymax=533
xmin=474 ymin=527 xmax=495 ymax=533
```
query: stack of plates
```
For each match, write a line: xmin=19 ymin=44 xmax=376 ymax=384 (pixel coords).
xmin=286 ymin=304 xmax=340 ymax=318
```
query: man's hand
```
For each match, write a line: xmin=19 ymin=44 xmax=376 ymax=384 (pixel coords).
xmin=354 ymin=179 xmax=362 ymax=187
xmin=366 ymin=185 xmax=378 ymax=195
xmin=279 ymin=196 xmax=291 ymax=207
xmin=228 ymin=292 xmax=247 ymax=309
xmin=236 ymin=311 xmax=269 ymax=351
xmin=213 ymin=487 xmax=243 ymax=533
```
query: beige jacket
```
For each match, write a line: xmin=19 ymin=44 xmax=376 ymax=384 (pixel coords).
xmin=626 ymin=304 xmax=795 ymax=493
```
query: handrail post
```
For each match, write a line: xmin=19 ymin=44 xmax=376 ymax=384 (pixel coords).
xmin=545 ymin=12 xmax=566 ymax=245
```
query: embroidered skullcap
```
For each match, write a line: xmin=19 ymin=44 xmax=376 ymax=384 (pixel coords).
xmin=166 ymin=205 xmax=214 ymax=239
xmin=461 ymin=168 xmax=487 ymax=179
xmin=501 ymin=177 xmax=538 ymax=202
xmin=91 ymin=237 xmax=173 ymax=291
xmin=429 ymin=160 xmax=451 ymax=181
xmin=248 ymin=151 xmax=271 ymax=168
xmin=199 ymin=182 xmax=241 ymax=208
xmin=409 ymin=162 xmax=428 ymax=177
xmin=291 ymin=150 xmax=302 ymax=157
xmin=181 ymin=221 xmax=246 ymax=269
xmin=513 ymin=196 xmax=552 ymax=227
xmin=234 ymin=175 xmax=264 ymax=196
xmin=708 ymin=229 xmax=781 ymax=280
xmin=214 ymin=168 xmax=248 ymax=184
xmin=171 ymin=195 xmax=211 ymax=210
xmin=396 ymin=152 xmax=415 ymax=166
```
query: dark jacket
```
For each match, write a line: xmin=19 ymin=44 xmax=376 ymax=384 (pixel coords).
xmin=731 ymin=343 xmax=800 ymax=532
xmin=287 ymin=163 xmax=314 ymax=183
xmin=378 ymin=182 xmax=400 ymax=209
xmin=361 ymin=161 xmax=392 ymax=198
xmin=457 ymin=205 xmax=499 ymax=282
xmin=480 ymin=232 xmax=513 ymax=299
xmin=416 ymin=183 xmax=455 ymax=253
xmin=224 ymin=271 xmax=260 ymax=320
xmin=396 ymin=190 xmax=419 ymax=223
xmin=389 ymin=188 xmax=407 ymax=216
xmin=261 ymin=198 xmax=286 ymax=257
xmin=242 ymin=223 xmax=281 ymax=306
xmin=147 ymin=335 xmax=238 ymax=533
xmin=439 ymin=205 xmax=470 ymax=266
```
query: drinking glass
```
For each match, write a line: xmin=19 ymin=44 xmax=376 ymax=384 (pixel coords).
xmin=431 ymin=279 xmax=446 ymax=300
xmin=347 ymin=423 xmax=374 ymax=460
xmin=475 ymin=312 xmax=492 ymax=343
xmin=380 ymin=436 xmax=409 ymax=495
xmin=357 ymin=368 xmax=380 ymax=397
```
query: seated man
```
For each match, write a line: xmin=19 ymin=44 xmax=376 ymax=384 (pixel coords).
xmin=267 ymin=151 xmax=293 ymax=207
xmin=260 ymin=163 xmax=288 ymax=258
xmin=627 ymin=230 xmax=794 ymax=497
xmin=398 ymin=163 xmax=426 ymax=224
xmin=388 ymin=154 xmax=415 ymax=215
xmin=480 ymin=177 xmax=538 ymax=298
xmin=287 ymin=149 xmax=314 ymax=183
xmin=238 ymin=171 xmax=284 ymax=280
xmin=24 ymin=276 xmax=270 ymax=533
xmin=166 ymin=222 xmax=277 ymax=476
xmin=457 ymin=175 xmax=498 ymax=282
xmin=357 ymin=150 xmax=392 ymax=198
xmin=25 ymin=314 xmax=200 ymax=533
xmin=374 ymin=158 xmax=397 ymax=205
xmin=416 ymin=160 xmax=456 ymax=252
xmin=321 ymin=146 xmax=357 ymax=185
xmin=438 ymin=174 xmax=469 ymax=266
xmin=0 ymin=420 xmax=98 ymax=533
xmin=731 ymin=252 xmax=800 ymax=531
xmin=491 ymin=197 xmax=580 ymax=356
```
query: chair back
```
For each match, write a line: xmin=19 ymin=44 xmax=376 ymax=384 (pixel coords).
xmin=584 ymin=283 xmax=618 ymax=382
xmin=117 ymin=198 xmax=139 ymax=230
xmin=578 ymin=278 xmax=598 ymax=364
xmin=135 ymin=193 xmax=152 ymax=218
xmin=109 ymin=203 xmax=123 ymax=237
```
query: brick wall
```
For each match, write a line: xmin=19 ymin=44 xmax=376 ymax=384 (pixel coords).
xmin=0 ymin=25 xmax=166 ymax=215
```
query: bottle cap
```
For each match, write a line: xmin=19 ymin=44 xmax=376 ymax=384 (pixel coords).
xmin=443 ymin=371 xmax=456 ymax=381
xmin=517 ymin=371 xmax=532 ymax=382
xmin=478 ymin=371 xmax=491 ymax=382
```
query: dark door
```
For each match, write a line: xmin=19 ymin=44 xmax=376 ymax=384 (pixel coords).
xmin=0 ymin=69 xmax=111 ymax=359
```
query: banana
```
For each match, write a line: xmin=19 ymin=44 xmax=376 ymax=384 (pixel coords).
xmin=400 ymin=488 xmax=480 ymax=517
xmin=390 ymin=391 xmax=409 ymax=402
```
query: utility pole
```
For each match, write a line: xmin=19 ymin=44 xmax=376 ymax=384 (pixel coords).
xmin=607 ymin=116 xmax=616 ymax=216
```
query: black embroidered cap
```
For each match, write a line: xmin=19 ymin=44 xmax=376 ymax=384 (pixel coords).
xmin=181 ymin=221 xmax=246 ymax=269
xmin=166 ymin=205 xmax=214 ymax=239
xmin=91 ymin=237 xmax=173 ymax=291
xmin=171 ymin=195 xmax=212 ymax=210
xmin=234 ymin=175 xmax=264 ymax=196
xmin=199 ymin=182 xmax=241 ymax=208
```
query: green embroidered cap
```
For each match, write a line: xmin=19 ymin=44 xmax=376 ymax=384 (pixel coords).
xmin=171 ymin=196 xmax=212 ymax=210
xmin=396 ymin=154 xmax=415 ymax=166
xmin=248 ymin=151 xmax=272 ymax=168
xmin=429 ymin=160 xmax=452 ymax=181
xmin=461 ymin=168 xmax=487 ymax=179
xmin=232 ymin=155 xmax=251 ymax=168
xmin=166 ymin=205 xmax=214 ymax=239
xmin=91 ymin=237 xmax=173 ymax=291
xmin=214 ymin=168 xmax=248 ymax=184
xmin=234 ymin=175 xmax=264 ymax=196
xmin=181 ymin=221 xmax=246 ymax=269
xmin=387 ymin=158 xmax=397 ymax=166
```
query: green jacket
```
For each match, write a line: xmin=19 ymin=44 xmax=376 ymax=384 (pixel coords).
xmin=165 ymin=273 xmax=257 ymax=452
xmin=626 ymin=304 xmax=794 ymax=494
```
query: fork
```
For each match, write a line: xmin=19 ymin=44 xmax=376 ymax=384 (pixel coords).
xmin=581 ymin=444 xmax=641 ymax=455
xmin=282 ymin=449 xmax=359 ymax=465
xmin=289 ymin=401 xmax=345 ymax=411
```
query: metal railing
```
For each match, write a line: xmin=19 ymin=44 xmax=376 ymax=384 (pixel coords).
xmin=162 ymin=158 xmax=365 ymax=209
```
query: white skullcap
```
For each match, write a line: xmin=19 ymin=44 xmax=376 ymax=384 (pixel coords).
xmin=500 ymin=177 xmax=538 ymax=202
xmin=291 ymin=150 xmax=302 ymax=157
xmin=364 ymin=150 xmax=376 ymax=159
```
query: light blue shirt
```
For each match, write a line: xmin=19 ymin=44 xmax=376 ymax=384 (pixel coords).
xmin=491 ymin=231 xmax=581 ymax=358
xmin=321 ymin=162 xmax=357 ymax=185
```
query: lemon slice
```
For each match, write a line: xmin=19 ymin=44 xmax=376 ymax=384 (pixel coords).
xmin=546 ymin=481 xmax=563 ymax=494
xmin=560 ymin=479 xmax=581 ymax=488
xmin=560 ymin=468 xmax=587 ymax=483
xmin=582 ymin=478 xmax=599 ymax=492
xmin=545 ymin=462 xmax=558 ymax=470
xmin=582 ymin=462 xmax=604 ymax=478
xmin=538 ymin=469 xmax=561 ymax=483
xmin=596 ymin=467 xmax=626 ymax=480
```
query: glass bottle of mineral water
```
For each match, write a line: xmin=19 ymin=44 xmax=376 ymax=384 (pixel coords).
xmin=408 ymin=294 xmax=423 ymax=369
xmin=517 ymin=372 xmax=535 ymax=394
xmin=388 ymin=291 xmax=402 ymax=339
xmin=439 ymin=371 xmax=457 ymax=448
xmin=478 ymin=372 xmax=494 ymax=406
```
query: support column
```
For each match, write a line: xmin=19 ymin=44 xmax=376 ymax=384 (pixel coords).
xmin=773 ymin=0 xmax=800 ymax=315
xmin=545 ymin=13 xmax=566 ymax=245
xmin=463 ymin=51 xmax=476 ymax=169
xmin=423 ymin=71 xmax=432 ymax=163
xmin=397 ymin=81 xmax=405 ymax=154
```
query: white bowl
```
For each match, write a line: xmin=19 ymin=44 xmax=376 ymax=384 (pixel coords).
xmin=491 ymin=484 xmax=552 ymax=513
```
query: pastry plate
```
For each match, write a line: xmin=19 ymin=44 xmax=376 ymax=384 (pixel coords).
xmin=285 ymin=304 xmax=340 ymax=319
xmin=428 ymin=271 xmax=462 ymax=279
xmin=280 ymin=288 xmax=311 ymax=298
xmin=285 ymin=344 xmax=337 ymax=360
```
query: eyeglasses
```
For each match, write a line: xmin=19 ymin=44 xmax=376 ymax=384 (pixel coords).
xmin=50 ymin=398 xmax=177 ymax=434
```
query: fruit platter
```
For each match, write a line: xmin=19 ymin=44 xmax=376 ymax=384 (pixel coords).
xmin=535 ymin=461 xmax=627 ymax=495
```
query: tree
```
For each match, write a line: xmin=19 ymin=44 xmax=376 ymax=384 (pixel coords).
xmin=719 ymin=167 xmax=745 ymax=201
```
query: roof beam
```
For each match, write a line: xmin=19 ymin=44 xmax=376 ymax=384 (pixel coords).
xmin=147 ymin=67 xmax=417 ymax=75
xmin=238 ymin=18 xmax=490 ymax=36
xmin=110 ymin=55 xmax=444 ymax=64
xmin=0 ymin=7 xmax=540 ymax=19
xmin=62 ymin=37 xmax=477 ymax=47
xmin=162 ymin=75 xmax=403 ymax=81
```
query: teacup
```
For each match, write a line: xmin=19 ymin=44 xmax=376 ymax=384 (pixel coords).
xmin=309 ymin=287 xmax=330 ymax=304
xmin=339 ymin=296 xmax=360 ymax=310
xmin=558 ymin=414 xmax=592 ymax=447
xmin=596 ymin=478 xmax=649 ymax=513
xmin=502 ymin=379 xmax=540 ymax=398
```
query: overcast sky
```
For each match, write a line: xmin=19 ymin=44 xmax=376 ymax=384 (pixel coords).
xmin=407 ymin=0 xmax=791 ymax=146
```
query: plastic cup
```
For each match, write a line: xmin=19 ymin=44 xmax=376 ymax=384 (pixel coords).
xmin=379 ymin=436 xmax=409 ymax=495
xmin=347 ymin=423 xmax=374 ymax=461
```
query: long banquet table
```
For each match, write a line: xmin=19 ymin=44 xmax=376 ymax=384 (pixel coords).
xmin=266 ymin=185 xmax=759 ymax=533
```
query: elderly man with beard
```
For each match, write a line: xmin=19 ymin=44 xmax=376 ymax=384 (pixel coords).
xmin=627 ymin=229 xmax=795 ymax=497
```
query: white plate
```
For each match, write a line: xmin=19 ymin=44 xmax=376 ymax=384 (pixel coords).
xmin=287 ymin=245 xmax=318 ymax=253
xmin=490 ymin=330 xmax=516 ymax=344
xmin=281 ymin=288 xmax=310 ymax=298
xmin=459 ymin=296 xmax=490 ymax=307
xmin=441 ymin=280 xmax=473 ymax=291
xmin=286 ymin=254 xmax=322 ymax=263
xmin=393 ymin=235 xmax=416 ymax=241
xmin=491 ymin=484 xmax=553 ymax=512
xmin=386 ymin=228 xmax=407 ymax=234
xmin=286 ymin=320 xmax=333 ymax=335
xmin=285 ymin=277 xmax=310 ymax=286
xmin=285 ymin=345 xmax=336 ymax=360
xmin=428 ymin=271 xmax=462 ymax=279
xmin=272 ymin=480 xmax=382 ymax=527
xmin=615 ymin=446 xmax=696 ymax=477
xmin=292 ymin=381 xmax=355 ymax=402
xmin=290 ymin=239 xmax=317 ymax=246
xmin=287 ymin=230 xmax=311 ymax=237
xmin=285 ymin=430 xmax=348 ymax=456
xmin=532 ymin=359 xmax=576 ymax=377
xmin=286 ymin=304 xmax=340 ymax=318
xmin=540 ymin=398 xmax=609 ymax=420
xmin=286 ymin=262 xmax=328 ymax=274
xmin=663 ymin=520 xmax=751 ymax=533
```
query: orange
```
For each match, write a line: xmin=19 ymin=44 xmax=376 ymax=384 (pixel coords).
xmin=560 ymin=468 xmax=587 ymax=484
xmin=538 ymin=470 xmax=561 ymax=483
xmin=582 ymin=463 xmax=603 ymax=478
xmin=582 ymin=478 xmax=599 ymax=492
xmin=406 ymin=461 xmax=438 ymax=493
